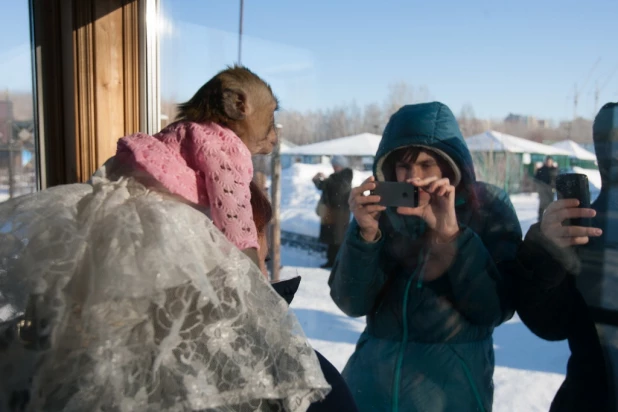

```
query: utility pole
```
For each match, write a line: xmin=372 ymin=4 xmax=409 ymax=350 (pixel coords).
xmin=568 ymin=58 xmax=601 ymax=138
xmin=573 ymin=83 xmax=578 ymax=121
xmin=238 ymin=0 xmax=244 ymax=65
xmin=268 ymin=124 xmax=283 ymax=282
xmin=592 ymin=65 xmax=618 ymax=115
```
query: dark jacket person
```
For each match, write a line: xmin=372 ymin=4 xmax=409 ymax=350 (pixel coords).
xmin=329 ymin=102 xmax=522 ymax=412
xmin=313 ymin=155 xmax=353 ymax=268
xmin=515 ymin=102 xmax=618 ymax=412
xmin=534 ymin=155 xmax=558 ymax=221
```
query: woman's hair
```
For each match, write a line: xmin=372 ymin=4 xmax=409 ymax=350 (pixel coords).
xmin=381 ymin=146 xmax=455 ymax=183
xmin=249 ymin=180 xmax=272 ymax=234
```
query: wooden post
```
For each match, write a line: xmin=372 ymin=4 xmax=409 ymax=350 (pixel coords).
xmin=269 ymin=133 xmax=282 ymax=281
xmin=7 ymin=147 xmax=14 ymax=199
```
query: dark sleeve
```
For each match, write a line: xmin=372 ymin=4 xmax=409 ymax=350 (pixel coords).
xmin=440 ymin=190 xmax=522 ymax=326
xmin=327 ymin=171 xmax=353 ymax=206
xmin=328 ymin=220 xmax=388 ymax=317
xmin=515 ymin=223 xmax=581 ymax=340
xmin=549 ymin=168 xmax=559 ymax=188
xmin=313 ymin=176 xmax=326 ymax=191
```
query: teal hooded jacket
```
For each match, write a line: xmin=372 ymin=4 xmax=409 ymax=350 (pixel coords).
xmin=328 ymin=102 xmax=522 ymax=412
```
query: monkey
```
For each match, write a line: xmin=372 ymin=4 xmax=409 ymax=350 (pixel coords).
xmin=0 ymin=67 xmax=335 ymax=411
xmin=176 ymin=65 xmax=279 ymax=155
xmin=115 ymin=65 xmax=280 ymax=263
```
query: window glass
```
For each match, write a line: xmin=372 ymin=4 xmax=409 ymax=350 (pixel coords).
xmin=159 ymin=2 xmax=618 ymax=410
xmin=0 ymin=2 xmax=37 ymax=202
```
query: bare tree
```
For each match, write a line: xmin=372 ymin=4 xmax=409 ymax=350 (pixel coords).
xmin=363 ymin=103 xmax=384 ymax=134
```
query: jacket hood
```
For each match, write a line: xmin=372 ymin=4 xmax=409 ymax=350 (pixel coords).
xmin=593 ymin=102 xmax=618 ymax=188
xmin=373 ymin=102 xmax=476 ymax=186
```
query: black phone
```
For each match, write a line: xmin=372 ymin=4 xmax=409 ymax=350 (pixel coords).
xmin=370 ymin=181 xmax=419 ymax=208
xmin=556 ymin=173 xmax=591 ymax=227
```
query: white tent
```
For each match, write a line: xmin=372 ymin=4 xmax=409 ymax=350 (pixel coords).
xmin=465 ymin=130 xmax=571 ymax=156
xmin=279 ymin=138 xmax=297 ymax=151
xmin=281 ymin=133 xmax=382 ymax=156
xmin=551 ymin=140 xmax=597 ymax=161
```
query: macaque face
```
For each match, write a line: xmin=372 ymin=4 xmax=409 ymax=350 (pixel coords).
xmin=178 ymin=66 xmax=280 ymax=156
xmin=226 ymin=86 xmax=279 ymax=156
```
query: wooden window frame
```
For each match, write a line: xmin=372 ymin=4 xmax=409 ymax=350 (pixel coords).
xmin=31 ymin=0 xmax=146 ymax=186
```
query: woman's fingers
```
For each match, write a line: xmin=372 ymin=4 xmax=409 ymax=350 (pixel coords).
xmin=396 ymin=205 xmax=422 ymax=216
xmin=407 ymin=176 xmax=439 ymax=187
xmin=363 ymin=204 xmax=387 ymax=214
xmin=548 ymin=225 xmax=602 ymax=248
xmin=407 ymin=177 xmax=454 ymax=197
xmin=355 ymin=195 xmax=381 ymax=205
xmin=541 ymin=203 xmax=603 ymax=248
xmin=545 ymin=198 xmax=581 ymax=213
xmin=556 ymin=225 xmax=603 ymax=239
xmin=350 ymin=179 xmax=377 ymax=198
xmin=543 ymin=206 xmax=596 ymax=226
xmin=553 ymin=236 xmax=591 ymax=248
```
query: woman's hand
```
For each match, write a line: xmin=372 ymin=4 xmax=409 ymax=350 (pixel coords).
xmin=349 ymin=176 xmax=386 ymax=242
xmin=541 ymin=199 xmax=602 ymax=248
xmin=397 ymin=176 xmax=459 ymax=243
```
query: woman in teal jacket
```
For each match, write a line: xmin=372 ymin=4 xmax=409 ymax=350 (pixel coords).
xmin=329 ymin=102 xmax=522 ymax=412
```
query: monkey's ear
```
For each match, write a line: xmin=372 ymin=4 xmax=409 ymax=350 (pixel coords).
xmin=222 ymin=88 xmax=247 ymax=121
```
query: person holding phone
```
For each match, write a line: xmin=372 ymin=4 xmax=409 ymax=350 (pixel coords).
xmin=328 ymin=102 xmax=522 ymax=412
xmin=515 ymin=102 xmax=618 ymax=412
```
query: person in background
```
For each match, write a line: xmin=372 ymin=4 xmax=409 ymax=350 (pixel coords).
xmin=515 ymin=102 xmax=618 ymax=412
xmin=329 ymin=102 xmax=522 ymax=412
xmin=313 ymin=155 xmax=353 ymax=269
xmin=535 ymin=155 xmax=559 ymax=221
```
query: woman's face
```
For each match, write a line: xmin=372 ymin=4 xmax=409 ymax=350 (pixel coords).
xmin=394 ymin=150 xmax=444 ymax=206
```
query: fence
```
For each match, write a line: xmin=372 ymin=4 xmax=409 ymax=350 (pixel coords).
xmin=471 ymin=151 xmax=525 ymax=194
xmin=0 ymin=148 xmax=36 ymax=201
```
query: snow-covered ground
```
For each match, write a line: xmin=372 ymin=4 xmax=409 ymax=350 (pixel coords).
xmin=277 ymin=163 xmax=602 ymax=411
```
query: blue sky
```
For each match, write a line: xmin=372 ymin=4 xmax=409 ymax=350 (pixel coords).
xmin=2 ymin=1 xmax=618 ymax=122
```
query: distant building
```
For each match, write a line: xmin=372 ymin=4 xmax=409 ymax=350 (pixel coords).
xmin=281 ymin=133 xmax=382 ymax=171
xmin=0 ymin=100 xmax=14 ymax=146
xmin=504 ymin=113 xmax=548 ymax=129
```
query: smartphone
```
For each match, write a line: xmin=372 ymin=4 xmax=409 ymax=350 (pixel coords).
xmin=370 ymin=181 xmax=419 ymax=208
xmin=556 ymin=173 xmax=591 ymax=227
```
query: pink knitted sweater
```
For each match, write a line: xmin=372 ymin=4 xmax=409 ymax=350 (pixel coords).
xmin=116 ymin=121 xmax=258 ymax=251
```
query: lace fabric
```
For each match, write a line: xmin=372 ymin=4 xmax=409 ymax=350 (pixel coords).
xmin=117 ymin=121 xmax=258 ymax=251
xmin=0 ymin=170 xmax=330 ymax=411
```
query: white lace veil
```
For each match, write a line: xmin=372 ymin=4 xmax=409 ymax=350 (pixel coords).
xmin=0 ymin=165 xmax=330 ymax=411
